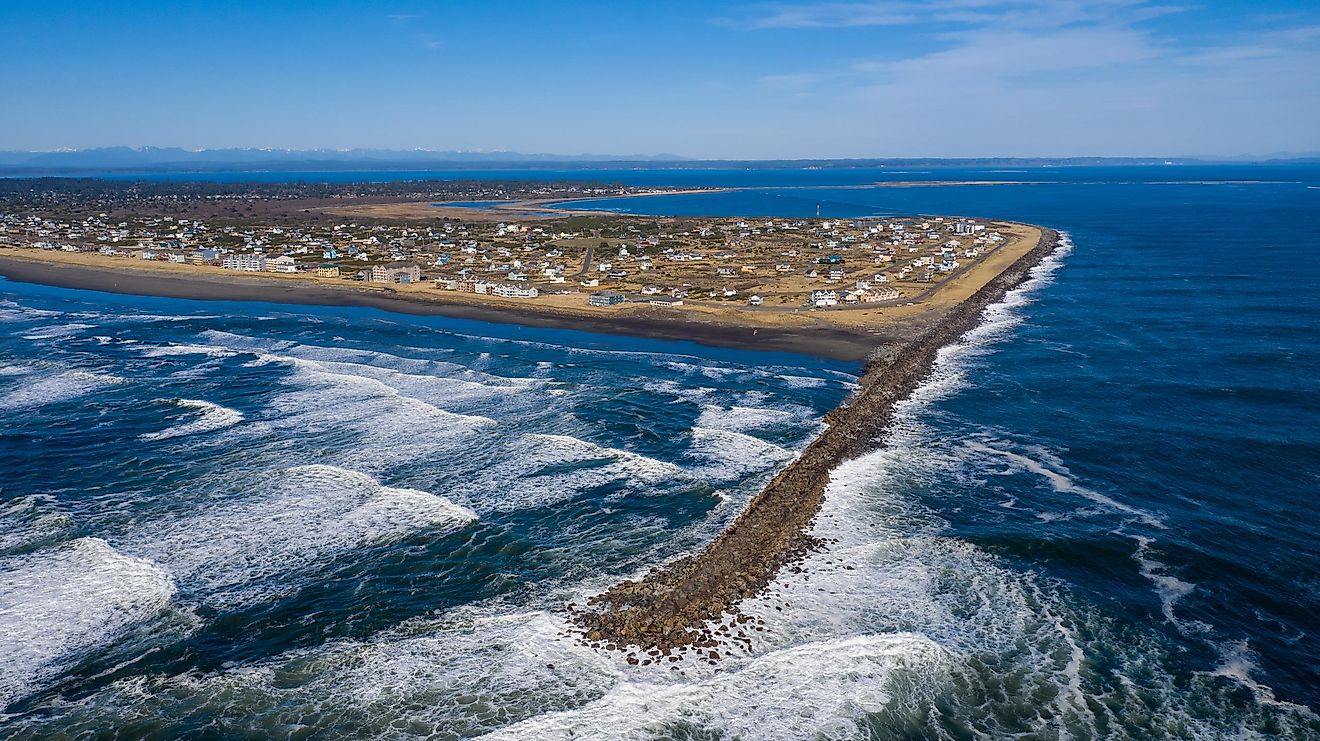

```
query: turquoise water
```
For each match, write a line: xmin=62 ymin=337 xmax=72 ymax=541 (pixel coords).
xmin=2 ymin=166 xmax=1318 ymax=738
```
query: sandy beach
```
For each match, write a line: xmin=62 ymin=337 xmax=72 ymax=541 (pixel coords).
xmin=0 ymin=220 xmax=1041 ymax=361
xmin=0 ymin=251 xmax=883 ymax=361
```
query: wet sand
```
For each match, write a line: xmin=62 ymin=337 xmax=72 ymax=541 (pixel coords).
xmin=0 ymin=255 xmax=884 ymax=361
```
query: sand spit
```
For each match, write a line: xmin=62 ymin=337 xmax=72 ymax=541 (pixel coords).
xmin=571 ymin=227 xmax=1061 ymax=658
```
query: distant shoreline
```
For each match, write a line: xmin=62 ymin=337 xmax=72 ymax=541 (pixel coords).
xmin=0 ymin=254 xmax=885 ymax=362
xmin=327 ymin=188 xmax=729 ymax=221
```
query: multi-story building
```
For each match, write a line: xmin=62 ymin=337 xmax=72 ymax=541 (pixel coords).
xmin=492 ymin=283 xmax=539 ymax=299
xmin=222 ymin=253 xmax=266 ymax=272
xmin=588 ymin=290 xmax=627 ymax=307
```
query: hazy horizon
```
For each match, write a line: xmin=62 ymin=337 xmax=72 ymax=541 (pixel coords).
xmin=3 ymin=145 xmax=1320 ymax=163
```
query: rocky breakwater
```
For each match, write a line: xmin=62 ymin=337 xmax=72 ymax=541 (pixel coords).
xmin=571 ymin=227 xmax=1062 ymax=662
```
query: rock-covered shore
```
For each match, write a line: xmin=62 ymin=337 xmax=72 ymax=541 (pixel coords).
xmin=570 ymin=226 xmax=1061 ymax=660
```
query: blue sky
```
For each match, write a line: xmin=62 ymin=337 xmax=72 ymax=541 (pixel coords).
xmin=2 ymin=0 xmax=1319 ymax=158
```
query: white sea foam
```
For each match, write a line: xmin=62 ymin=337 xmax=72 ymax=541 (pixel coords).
xmin=138 ymin=343 xmax=239 ymax=358
xmin=121 ymin=465 xmax=476 ymax=606
xmin=0 ymin=605 xmax=951 ymax=739
xmin=852 ymin=238 xmax=1069 ymax=419
xmin=694 ymin=404 xmax=798 ymax=433
xmin=261 ymin=352 xmax=498 ymax=471
xmin=118 ymin=313 xmax=223 ymax=323
xmin=200 ymin=331 xmax=538 ymax=408
xmin=0 ymin=370 xmax=124 ymax=410
xmin=197 ymin=329 xmax=297 ymax=353
xmin=1131 ymin=534 xmax=1198 ymax=628
xmin=0 ymin=300 xmax=63 ymax=323
xmin=965 ymin=440 xmax=1165 ymax=529
xmin=19 ymin=322 xmax=97 ymax=340
xmin=683 ymin=427 xmax=794 ymax=481
xmin=0 ymin=538 xmax=175 ymax=709
xmin=3 ymin=608 xmax=614 ymax=734
xmin=662 ymin=360 xmax=753 ymax=380
xmin=485 ymin=634 xmax=950 ymax=740
xmin=776 ymin=374 xmax=828 ymax=389
xmin=115 ymin=596 xmax=944 ymax=738
xmin=139 ymin=399 xmax=244 ymax=441
xmin=640 ymin=379 xmax=716 ymax=405
xmin=426 ymin=328 xmax=730 ymax=368
xmin=1204 ymin=641 xmax=1317 ymax=715
xmin=298 ymin=357 xmax=531 ymax=407
xmin=266 ymin=340 xmax=529 ymax=385
xmin=451 ymin=434 xmax=690 ymax=513
xmin=0 ymin=495 xmax=72 ymax=553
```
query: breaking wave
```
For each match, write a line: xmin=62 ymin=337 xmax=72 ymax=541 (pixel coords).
xmin=118 ymin=465 xmax=476 ymax=607
xmin=139 ymin=399 xmax=244 ymax=441
xmin=694 ymin=403 xmax=801 ymax=433
xmin=0 ymin=370 xmax=124 ymax=410
xmin=0 ymin=538 xmax=175 ymax=709
xmin=448 ymin=433 xmax=691 ymax=513
xmin=683 ymin=427 xmax=795 ymax=481
xmin=138 ymin=343 xmax=239 ymax=358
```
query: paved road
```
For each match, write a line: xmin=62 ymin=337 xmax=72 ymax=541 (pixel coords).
xmin=576 ymin=243 xmax=595 ymax=277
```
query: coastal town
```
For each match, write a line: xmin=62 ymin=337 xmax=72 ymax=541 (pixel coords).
xmin=0 ymin=188 xmax=1023 ymax=316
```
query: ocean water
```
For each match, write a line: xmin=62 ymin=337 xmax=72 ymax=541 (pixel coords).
xmin=2 ymin=165 xmax=1319 ymax=739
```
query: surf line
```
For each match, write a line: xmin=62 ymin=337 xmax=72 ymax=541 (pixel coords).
xmin=570 ymin=225 xmax=1063 ymax=661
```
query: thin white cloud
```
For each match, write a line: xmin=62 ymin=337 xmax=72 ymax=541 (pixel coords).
xmin=758 ymin=72 xmax=824 ymax=87
xmin=727 ymin=1 xmax=1320 ymax=156
xmin=1175 ymin=23 xmax=1320 ymax=66
xmin=719 ymin=0 xmax=1183 ymax=31
xmin=726 ymin=2 xmax=920 ymax=29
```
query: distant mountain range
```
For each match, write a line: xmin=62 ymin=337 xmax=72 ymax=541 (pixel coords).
xmin=0 ymin=147 xmax=1316 ymax=173
xmin=0 ymin=147 xmax=691 ymax=171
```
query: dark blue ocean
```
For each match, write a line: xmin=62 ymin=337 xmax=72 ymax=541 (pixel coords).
xmin=2 ymin=165 xmax=1317 ymax=739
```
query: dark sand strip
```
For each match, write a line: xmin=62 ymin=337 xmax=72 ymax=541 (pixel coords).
xmin=0 ymin=256 xmax=881 ymax=361
xmin=572 ymin=227 xmax=1061 ymax=660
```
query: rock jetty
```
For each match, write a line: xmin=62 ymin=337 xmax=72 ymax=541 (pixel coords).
xmin=571 ymin=227 xmax=1061 ymax=657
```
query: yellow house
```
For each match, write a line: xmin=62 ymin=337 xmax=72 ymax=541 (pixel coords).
xmin=315 ymin=264 xmax=340 ymax=278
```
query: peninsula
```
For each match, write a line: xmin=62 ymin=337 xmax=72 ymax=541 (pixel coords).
xmin=0 ymin=177 xmax=1061 ymax=662
xmin=0 ymin=178 xmax=1040 ymax=360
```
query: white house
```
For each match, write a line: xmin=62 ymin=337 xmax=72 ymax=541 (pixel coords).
xmin=492 ymin=283 xmax=539 ymax=299
xmin=810 ymin=289 xmax=838 ymax=308
xmin=269 ymin=255 xmax=298 ymax=273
